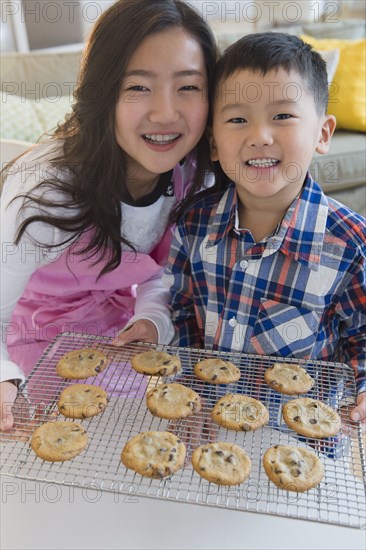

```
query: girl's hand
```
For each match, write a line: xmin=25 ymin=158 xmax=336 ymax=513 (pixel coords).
xmin=0 ymin=381 xmax=18 ymax=431
xmin=112 ymin=319 xmax=158 ymax=346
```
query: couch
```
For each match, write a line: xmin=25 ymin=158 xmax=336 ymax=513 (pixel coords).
xmin=1 ymin=20 xmax=365 ymax=216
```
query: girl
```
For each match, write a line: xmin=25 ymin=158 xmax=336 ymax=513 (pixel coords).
xmin=0 ymin=0 xmax=217 ymax=430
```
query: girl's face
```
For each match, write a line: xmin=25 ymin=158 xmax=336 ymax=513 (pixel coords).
xmin=115 ymin=27 xmax=208 ymax=194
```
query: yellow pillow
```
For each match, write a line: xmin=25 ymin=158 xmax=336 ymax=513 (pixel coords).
xmin=301 ymin=35 xmax=366 ymax=132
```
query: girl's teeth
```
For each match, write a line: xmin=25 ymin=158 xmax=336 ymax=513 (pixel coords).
xmin=144 ymin=134 xmax=179 ymax=143
xmin=247 ymin=158 xmax=278 ymax=167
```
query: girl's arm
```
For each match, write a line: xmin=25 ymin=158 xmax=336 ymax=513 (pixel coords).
xmin=113 ymin=268 xmax=174 ymax=345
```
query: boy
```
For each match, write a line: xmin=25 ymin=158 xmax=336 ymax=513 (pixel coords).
xmin=163 ymin=33 xmax=366 ymax=430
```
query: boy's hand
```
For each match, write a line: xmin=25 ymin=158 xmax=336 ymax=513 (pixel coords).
xmin=112 ymin=320 xmax=158 ymax=346
xmin=0 ymin=381 xmax=18 ymax=431
xmin=350 ymin=392 xmax=366 ymax=434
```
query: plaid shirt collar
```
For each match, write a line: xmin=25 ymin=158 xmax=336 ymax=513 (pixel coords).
xmin=206 ymin=174 xmax=329 ymax=271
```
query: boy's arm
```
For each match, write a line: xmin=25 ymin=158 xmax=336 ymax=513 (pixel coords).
xmin=163 ymin=226 xmax=203 ymax=349
xmin=336 ymin=260 xmax=366 ymax=429
xmin=336 ymin=261 xmax=366 ymax=394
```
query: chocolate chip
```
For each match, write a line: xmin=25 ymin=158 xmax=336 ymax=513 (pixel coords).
xmin=309 ymin=418 xmax=317 ymax=424
xmin=78 ymin=354 xmax=83 ymax=360
xmin=159 ymin=368 xmax=167 ymax=375
xmin=56 ymin=438 xmax=62 ymax=444
xmin=275 ymin=468 xmax=283 ymax=474
xmin=289 ymin=460 xmax=299 ymax=466
xmin=171 ymin=447 xmax=177 ymax=453
xmin=85 ymin=389 xmax=91 ymax=393
xmin=292 ymin=375 xmax=298 ymax=380
xmin=215 ymin=450 xmax=224 ymax=456
xmin=162 ymin=360 xmax=171 ymax=365
xmin=168 ymin=453 xmax=174 ymax=461
xmin=225 ymin=455 xmax=234 ymax=463
xmin=311 ymin=403 xmax=318 ymax=408
xmin=220 ymin=366 xmax=228 ymax=370
xmin=211 ymin=375 xmax=218 ymax=381
xmin=242 ymin=423 xmax=251 ymax=432
xmin=95 ymin=366 xmax=101 ymax=372
xmin=291 ymin=468 xmax=301 ymax=477
xmin=200 ymin=467 xmax=206 ymax=471
xmin=88 ymin=354 xmax=95 ymax=360
xmin=293 ymin=416 xmax=300 ymax=422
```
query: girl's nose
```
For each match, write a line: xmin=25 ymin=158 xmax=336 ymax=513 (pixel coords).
xmin=148 ymin=92 xmax=180 ymax=124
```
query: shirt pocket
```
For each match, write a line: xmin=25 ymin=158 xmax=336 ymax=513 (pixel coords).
xmin=249 ymin=298 xmax=321 ymax=358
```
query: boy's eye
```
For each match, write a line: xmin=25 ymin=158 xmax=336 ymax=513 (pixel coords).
xmin=228 ymin=117 xmax=247 ymax=124
xmin=274 ymin=113 xmax=293 ymax=120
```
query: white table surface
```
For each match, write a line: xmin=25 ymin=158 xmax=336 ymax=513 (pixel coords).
xmin=1 ymin=476 xmax=365 ymax=550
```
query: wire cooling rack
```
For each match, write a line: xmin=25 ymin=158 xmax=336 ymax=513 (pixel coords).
xmin=1 ymin=332 xmax=365 ymax=529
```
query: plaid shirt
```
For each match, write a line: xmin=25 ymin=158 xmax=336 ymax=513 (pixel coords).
xmin=164 ymin=175 xmax=366 ymax=394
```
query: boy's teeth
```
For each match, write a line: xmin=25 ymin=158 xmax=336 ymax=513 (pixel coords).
xmin=144 ymin=133 xmax=179 ymax=143
xmin=247 ymin=158 xmax=278 ymax=167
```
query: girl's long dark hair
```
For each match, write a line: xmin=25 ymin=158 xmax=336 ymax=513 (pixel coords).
xmin=6 ymin=0 xmax=217 ymax=276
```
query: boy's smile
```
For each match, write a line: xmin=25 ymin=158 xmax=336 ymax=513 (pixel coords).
xmin=211 ymin=68 xmax=335 ymax=211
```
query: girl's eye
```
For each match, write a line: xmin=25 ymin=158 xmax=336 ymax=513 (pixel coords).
xmin=228 ymin=117 xmax=247 ymax=124
xmin=125 ymin=85 xmax=149 ymax=92
xmin=179 ymin=85 xmax=200 ymax=91
xmin=274 ymin=113 xmax=293 ymax=120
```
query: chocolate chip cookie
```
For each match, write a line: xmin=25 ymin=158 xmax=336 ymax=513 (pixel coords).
xmin=58 ymin=384 xmax=108 ymax=419
xmin=146 ymin=383 xmax=201 ymax=419
xmin=211 ymin=394 xmax=269 ymax=432
xmin=264 ymin=362 xmax=314 ymax=395
xmin=131 ymin=350 xmax=181 ymax=376
xmin=194 ymin=358 xmax=241 ymax=384
xmin=56 ymin=348 xmax=108 ymax=379
xmin=263 ymin=445 xmax=324 ymax=492
xmin=282 ymin=398 xmax=341 ymax=438
xmin=121 ymin=431 xmax=186 ymax=478
xmin=192 ymin=442 xmax=252 ymax=485
xmin=30 ymin=421 xmax=88 ymax=461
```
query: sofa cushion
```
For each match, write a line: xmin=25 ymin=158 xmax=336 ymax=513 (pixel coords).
xmin=301 ymin=36 xmax=366 ymax=132
xmin=310 ymin=131 xmax=366 ymax=192
xmin=0 ymin=48 xmax=82 ymax=100
xmin=0 ymin=92 xmax=73 ymax=143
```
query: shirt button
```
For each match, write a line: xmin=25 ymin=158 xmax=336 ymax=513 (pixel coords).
xmin=239 ymin=259 xmax=249 ymax=270
xmin=228 ymin=316 xmax=237 ymax=328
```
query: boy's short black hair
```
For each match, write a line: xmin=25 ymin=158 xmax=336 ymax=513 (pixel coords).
xmin=213 ymin=32 xmax=329 ymax=115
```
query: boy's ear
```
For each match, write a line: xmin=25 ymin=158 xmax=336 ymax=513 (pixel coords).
xmin=207 ymin=128 xmax=219 ymax=161
xmin=316 ymin=114 xmax=336 ymax=155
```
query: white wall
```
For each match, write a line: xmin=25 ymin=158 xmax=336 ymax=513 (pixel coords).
xmin=1 ymin=0 xmax=362 ymax=53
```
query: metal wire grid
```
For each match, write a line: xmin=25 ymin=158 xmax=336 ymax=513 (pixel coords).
xmin=1 ymin=332 xmax=365 ymax=529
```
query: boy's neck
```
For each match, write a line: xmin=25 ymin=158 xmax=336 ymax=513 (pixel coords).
xmin=236 ymin=186 xmax=302 ymax=243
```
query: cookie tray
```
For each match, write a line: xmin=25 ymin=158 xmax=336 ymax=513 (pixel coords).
xmin=1 ymin=332 xmax=365 ymax=529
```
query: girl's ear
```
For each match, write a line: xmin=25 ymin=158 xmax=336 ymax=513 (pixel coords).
xmin=316 ymin=114 xmax=336 ymax=155
xmin=207 ymin=128 xmax=219 ymax=161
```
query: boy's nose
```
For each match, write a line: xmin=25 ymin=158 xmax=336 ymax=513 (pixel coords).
xmin=148 ymin=93 xmax=180 ymax=124
xmin=246 ymin=124 xmax=273 ymax=147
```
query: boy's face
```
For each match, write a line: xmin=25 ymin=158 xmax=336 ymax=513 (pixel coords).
xmin=211 ymin=68 xmax=336 ymax=206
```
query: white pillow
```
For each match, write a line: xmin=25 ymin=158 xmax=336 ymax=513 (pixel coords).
xmin=0 ymin=93 xmax=73 ymax=143
xmin=319 ymin=48 xmax=340 ymax=85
